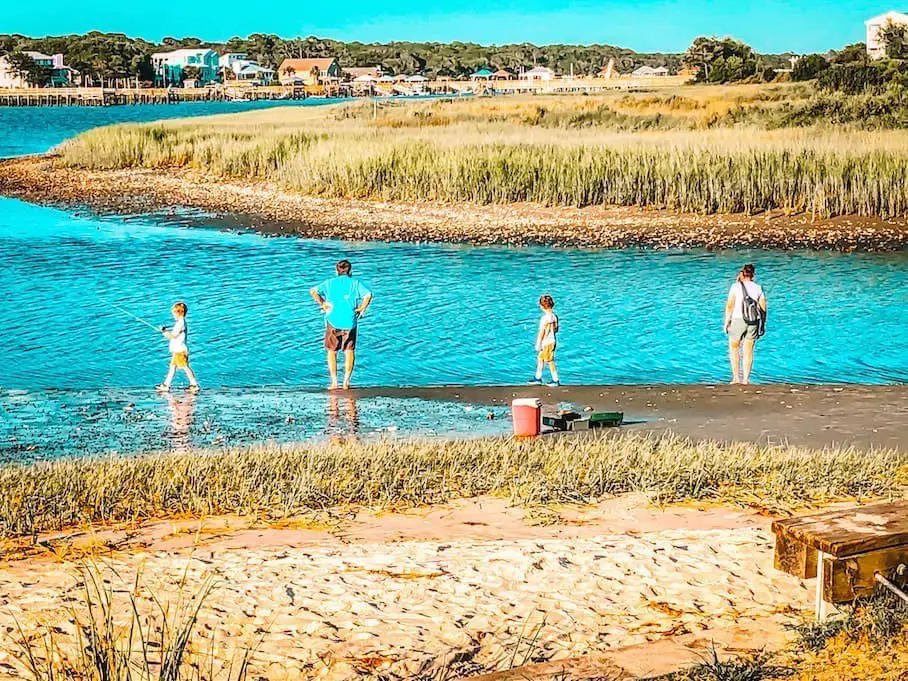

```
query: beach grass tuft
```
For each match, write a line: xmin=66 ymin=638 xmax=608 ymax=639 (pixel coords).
xmin=11 ymin=564 xmax=257 ymax=681
xmin=0 ymin=433 xmax=903 ymax=539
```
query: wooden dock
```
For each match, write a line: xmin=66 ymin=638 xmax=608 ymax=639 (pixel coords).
xmin=0 ymin=76 xmax=690 ymax=107
xmin=0 ymin=85 xmax=320 ymax=107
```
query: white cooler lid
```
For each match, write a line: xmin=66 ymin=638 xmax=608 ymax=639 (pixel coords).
xmin=512 ymin=398 xmax=543 ymax=407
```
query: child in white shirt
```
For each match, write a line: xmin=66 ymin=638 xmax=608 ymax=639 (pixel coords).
xmin=529 ymin=295 xmax=560 ymax=387
xmin=156 ymin=301 xmax=199 ymax=393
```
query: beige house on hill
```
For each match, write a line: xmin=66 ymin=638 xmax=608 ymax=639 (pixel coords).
xmin=866 ymin=10 xmax=908 ymax=59
xmin=278 ymin=58 xmax=341 ymax=85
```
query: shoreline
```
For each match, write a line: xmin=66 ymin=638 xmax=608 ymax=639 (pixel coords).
xmin=3 ymin=155 xmax=908 ymax=251
xmin=352 ymin=383 xmax=908 ymax=450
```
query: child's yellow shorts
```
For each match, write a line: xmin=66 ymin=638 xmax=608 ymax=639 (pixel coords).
xmin=538 ymin=345 xmax=556 ymax=362
xmin=171 ymin=352 xmax=189 ymax=368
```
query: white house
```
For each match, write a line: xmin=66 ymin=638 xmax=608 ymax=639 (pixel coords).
xmin=866 ymin=10 xmax=908 ymax=59
xmin=219 ymin=53 xmax=274 ymax=84
xmin=0 ymin=51 xmax=77 ymax=87
xmin=234 ymin=62 xmax=274 ymax=84
xmin=151 ymin=48 xmax=219 ymax=86
xmin=219 ymin=52 xmax=248 ymax=70
xmin=521 ymin=66 xmax=555 ymax=81
xmin=632 ymin=65 xmax=670 ymax=77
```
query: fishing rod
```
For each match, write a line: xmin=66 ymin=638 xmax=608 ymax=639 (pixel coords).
xmin=99 ymin=297 xmax=163 ymax=333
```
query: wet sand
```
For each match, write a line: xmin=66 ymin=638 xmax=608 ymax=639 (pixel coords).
xmin=2 ymin=155 xmax=907 ymax=251
xmin=353 ymin=384 xmax=908 ymax=450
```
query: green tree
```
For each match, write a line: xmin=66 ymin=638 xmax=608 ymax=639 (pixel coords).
xmin=682 ymin=37 xmax=757 ymax=83
xmin=831 ymin=42 xmax=869 ymax=65
xmin=5 ymin=51 xmax=50 ymax=86
xmin=181 ymin=65 xmax=202 ymax=84
xmin=879 ymin=20 xmax=908 ymax=59
xmin=791 ymin=53 xmax=830 ymax=81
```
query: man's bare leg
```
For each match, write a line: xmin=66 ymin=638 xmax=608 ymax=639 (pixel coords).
xmin=742 ymin=339 xmax=756 ymax=385
xmin=327 ymin=351 xmax=339 ymax=389
xmin=728 ymin=340 xmax=741 ymax=384
xmin=343 ymin=350 xmax=355 ymax=390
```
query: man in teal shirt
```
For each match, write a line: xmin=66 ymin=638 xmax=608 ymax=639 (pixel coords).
xmin=310 ymin=260 xmax=373 ymax=390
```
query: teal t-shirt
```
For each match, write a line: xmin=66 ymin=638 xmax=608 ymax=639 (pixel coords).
xmin=315 ymin=275 xmax=372 ymax=330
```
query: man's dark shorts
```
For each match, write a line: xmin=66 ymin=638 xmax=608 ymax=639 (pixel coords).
xmin=325 ymin=323 xmax=357 ymax=351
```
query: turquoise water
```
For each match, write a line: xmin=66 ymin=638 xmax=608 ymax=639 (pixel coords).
xmin=0 ymin=104 xmax=905 ymax=459
xmin=0 ymin=99 xmax=348 ymax=157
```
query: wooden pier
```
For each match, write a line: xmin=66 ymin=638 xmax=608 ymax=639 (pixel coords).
xmin=0 ymin=76 xmax=690 ymax=107
xmin=0 ymin=85 xmax=319 ymax=107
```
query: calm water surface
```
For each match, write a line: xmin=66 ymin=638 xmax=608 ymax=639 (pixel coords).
xmin=0 ymin=104 xmax=905 ymax=459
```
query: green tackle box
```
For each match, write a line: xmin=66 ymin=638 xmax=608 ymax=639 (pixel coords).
xmin=589 ymin=412 xmax=624 ymax=428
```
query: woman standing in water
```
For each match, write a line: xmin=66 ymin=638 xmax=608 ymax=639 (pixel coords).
xmin=724 ymin=263 xmax=767 ymax=385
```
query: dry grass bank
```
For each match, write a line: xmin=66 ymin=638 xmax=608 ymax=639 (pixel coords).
xmin=56 ymin=85 xmax=908 ymax=219
xmin=1 ymin=433 xmax=904 ymax=539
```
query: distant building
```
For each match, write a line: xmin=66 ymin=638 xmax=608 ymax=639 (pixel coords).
xmin=491 ymin=69 xmax=514 ymax=80
xmin=866 ymin=10 xmax=908 ymax=59
xmin=343 ymin=65 xmax=382 ymax=81
xmin=219 ymin=53 xmax=274 ymax=84
xmin=219 ymin=52 xmax=249 ymax=70
xmin=0 ymin=52 xmax=77 ymax=88
xmin=521 ymin=66 xmax=555 ymax=81
xmin=470 ymin=67 xmax=494 ymax=79
xmin=631 ymin=65 xmax=670 ymax=77
xmin=152 ymin=49 xmax=219 ymax=86
xmin=277 ymin=58 xmax=341 ymax=85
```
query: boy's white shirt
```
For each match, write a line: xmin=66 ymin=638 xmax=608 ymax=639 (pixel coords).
xmin=536 ymin=310 xmax=558 ymax=351
xmin=167 ymin=317 xmax=188 ymax=354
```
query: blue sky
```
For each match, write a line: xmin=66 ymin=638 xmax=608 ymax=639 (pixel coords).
xmin=1 ymin=1 xmax=888 ymax=53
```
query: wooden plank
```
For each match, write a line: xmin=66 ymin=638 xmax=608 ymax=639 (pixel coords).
xmin=771 ymin=501 xmax=908 ymax=557
xmin=815 ymin=551 xmax=829 ymax=621
xmin=823 ymin=545 xmax=908 ymax=603
xmin=773 ymin=530 xmax=818 ymax=578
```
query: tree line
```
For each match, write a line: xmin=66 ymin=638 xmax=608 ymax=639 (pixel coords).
xmin=0 ymin=30 xmax=797 ymax=86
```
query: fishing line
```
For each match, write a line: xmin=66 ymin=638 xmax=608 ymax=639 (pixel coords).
xmin=99 ymin=297 xmax=162 ymax=332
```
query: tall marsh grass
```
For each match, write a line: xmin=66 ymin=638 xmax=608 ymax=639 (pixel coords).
xmin=0 ymin=434 xmax=903 ymax=538
xmin=58 ymin=88 xmax=908 ymax=219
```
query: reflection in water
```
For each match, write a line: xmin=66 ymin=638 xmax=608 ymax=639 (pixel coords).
xmin=326 ymin=394 xmax=360 ymax=443
xmin=164 ymin=392 xmax=197 ymax=451
xmin=0 ymin=388 xmax=510 ymax=462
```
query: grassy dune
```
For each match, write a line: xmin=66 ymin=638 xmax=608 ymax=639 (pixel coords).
xmin=1 ymin=433 xmax=904 ymax=538
xmin=58 ymin=85 xmax=908 ymax=219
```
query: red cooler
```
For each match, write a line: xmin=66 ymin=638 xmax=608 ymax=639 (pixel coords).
xmin=512 ymin=398 xmax=542 ymax=437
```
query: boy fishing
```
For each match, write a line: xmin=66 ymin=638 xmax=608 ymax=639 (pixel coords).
xmin=156 ymin=301 xmax=199 ymax=393
xmin=529 ymin=294 xmax=560 ymax=387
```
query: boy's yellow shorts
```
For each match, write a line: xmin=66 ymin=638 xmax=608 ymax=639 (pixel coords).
xmin=171 ymin=352 xmax=189 ymax=368
xmin=538 ymin=345 xmax=556 ymax=362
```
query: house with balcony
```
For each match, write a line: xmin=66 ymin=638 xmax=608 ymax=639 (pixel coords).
xmin=0 ymin=51 xmax=77 ymax=87
xmin=152 ymin=48 xmax=219 ymax=86
xmin=277 ymin=58 xmax=341 ymax=85
xmin=219 ymin=52 xmax=275 ymax=84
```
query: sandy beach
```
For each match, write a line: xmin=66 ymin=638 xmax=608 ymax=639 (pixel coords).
xmin=2 ymin=155 xmax=907 ymax=251
xmin=357 ymin=383 xmax=908 ymax=450
xmin=0 ymin=495 xmax=813 ymax=680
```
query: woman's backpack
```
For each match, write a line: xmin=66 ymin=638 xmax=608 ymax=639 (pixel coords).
xmin=740 ymin=282 xmax=761 ymax=325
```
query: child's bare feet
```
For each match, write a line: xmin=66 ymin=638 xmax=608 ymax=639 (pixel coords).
xmin=187 ymin=385 xmax=200 ymax=394
xmin=156 ymin=384 xmax=170 ymax=393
